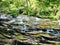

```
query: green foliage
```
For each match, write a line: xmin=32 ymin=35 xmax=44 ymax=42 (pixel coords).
xmin=0 ymin=0 xmax=60 ymax=19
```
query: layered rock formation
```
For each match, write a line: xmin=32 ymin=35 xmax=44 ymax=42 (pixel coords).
xmin=0 ymin=13 xmax=60 ymax=45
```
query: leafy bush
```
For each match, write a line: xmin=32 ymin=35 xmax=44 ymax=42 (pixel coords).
xmin=0 ymin=0 xmax=60 ymax=19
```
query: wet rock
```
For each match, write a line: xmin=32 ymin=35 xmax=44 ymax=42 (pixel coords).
xmin=15 ymin=15 xmax=41 ymax=30
xmin=11 ymin=40 xmax=32 ymax=45
xmin=0 ymin=14 xmax=13 ymax=21
xmin=0 ymin=13 xmax=60 ymax=45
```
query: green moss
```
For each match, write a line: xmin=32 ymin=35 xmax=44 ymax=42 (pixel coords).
xmin=55 ymin=43 xmax=60 ymax=45
xmin=15 ymin=33 xmax=27 ymax=40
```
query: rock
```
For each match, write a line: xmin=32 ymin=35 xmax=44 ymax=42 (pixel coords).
xmin=0 ymin=14 xmax=13 ymax=21
xmin=57 ymin=20 xmax=60 ymax=25
xmin=11 ymin=40 xmax=32 ymax=45
xmin=0 ymin=13 xmax=60 ymax=45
